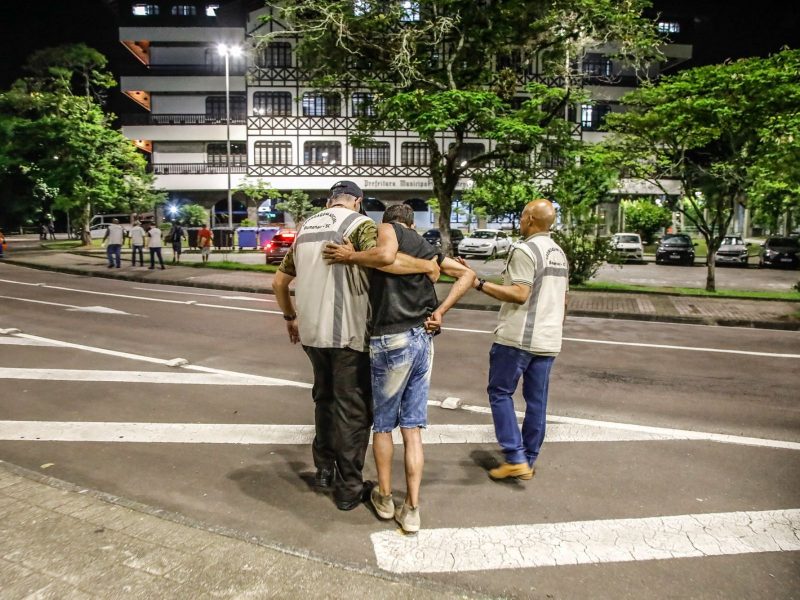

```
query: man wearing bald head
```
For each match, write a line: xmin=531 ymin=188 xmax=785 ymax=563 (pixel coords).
xmin=472 ymin=199 xmax=569 ymax=480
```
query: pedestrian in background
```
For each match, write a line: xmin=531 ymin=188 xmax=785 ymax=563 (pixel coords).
xmin=168 ymin=221 xmax=186 ymax=264
xmin=103 ymin=218 xmax=125 ymax=269
xmin=146 ymin=223 xmax=165 ymax=270
xmin=48 ymin=222 xmax=56 ymax=240
xmin=129 ymin=221 xmax=145 ymax=267
xmin=0 ymin=228 xmax=5 ymax=258
xmin=197 ymin=223 xmax=213 ymax=264
xmin=472 ymin=199 xmax=568 ymax=481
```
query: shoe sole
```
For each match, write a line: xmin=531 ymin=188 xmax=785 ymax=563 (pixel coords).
xmin=489 ymin=470 xmax=534 ymax=481
xmin=372 ymin=500 xmax=394 ymax=520
xmin=395 ymin=517 xmax=420 ymax=534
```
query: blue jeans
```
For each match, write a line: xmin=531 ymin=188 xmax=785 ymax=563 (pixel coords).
xmin=106 ymin=244 xmax=121 ymax=267
xmin=131 ymin=245 xmax=144 ymax=265
xmin=370 ymin=326 xmax=433 ymax=432
xmin=487 ymin=343 xmax=555 ymax=466
xmin=149 ymin=247 xmax=164 ymax=268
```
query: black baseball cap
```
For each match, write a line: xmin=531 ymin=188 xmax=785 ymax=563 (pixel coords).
xmin=329 ymin=180 xmax=363 ymax=199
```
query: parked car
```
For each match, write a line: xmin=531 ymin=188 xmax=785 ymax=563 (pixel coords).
xmin=611 ymin=232 xmax=644 ymax=262
xmin=759 ymin=236 xmax=799 ymax=269
xmin=263 ymin=229 xmax=297 ymax=264
xmin=655 ymin=233 xmax=696 ymax=266
xmin=458 ymin=229 xmax=512 ymax=259
xmin=714 ymin=235 xmax=750 ymax=267
xmin=421 ymin=228 xmax=464 ymax=256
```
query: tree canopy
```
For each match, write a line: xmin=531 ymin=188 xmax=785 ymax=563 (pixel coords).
xmin=606 ymin=48 xmax=800 ymax=291
xmin=258 ymin=0 xmax=662 ymax=252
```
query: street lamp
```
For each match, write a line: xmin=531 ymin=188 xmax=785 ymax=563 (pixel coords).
xmin=217 ymin=43 xmax=242 ymax=231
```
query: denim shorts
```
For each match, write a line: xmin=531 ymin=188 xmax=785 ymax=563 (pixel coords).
xmin=370 ymin=326 xmax=433 ymax=432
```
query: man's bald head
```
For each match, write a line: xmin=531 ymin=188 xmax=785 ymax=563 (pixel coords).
xmin=521 ymin=199 xmax=556 ymax=236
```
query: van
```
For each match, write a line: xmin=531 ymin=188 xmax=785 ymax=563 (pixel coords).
xmin=89 ymin=213 xmax=153 ymax=239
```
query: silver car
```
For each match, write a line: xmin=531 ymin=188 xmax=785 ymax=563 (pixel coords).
xmin=715 ymin=235 xmax=750 ymax=267
xmin=611 ymin=233 xmax=644 ymax=262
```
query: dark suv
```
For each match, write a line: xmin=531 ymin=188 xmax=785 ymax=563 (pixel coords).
xmin=655 ymin=234 xmax=696 ymax=266
xmin=759 ymin=236 xmax=799 ymax=269
xmin=421 ymin=229 xmax=464 ymax=256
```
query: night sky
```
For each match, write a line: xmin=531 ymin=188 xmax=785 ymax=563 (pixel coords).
xmin=0 ymin=0 xmax=798 ymax=92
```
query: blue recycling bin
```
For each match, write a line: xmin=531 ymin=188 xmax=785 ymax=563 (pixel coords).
xmin=257 ymin=227 xmax=280 ymax=249
xmin=236 ymin=227 xmax=258 ymax=249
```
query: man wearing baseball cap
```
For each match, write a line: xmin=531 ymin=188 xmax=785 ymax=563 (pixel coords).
xmin=272 ymin=181 xmax=440 ymax=511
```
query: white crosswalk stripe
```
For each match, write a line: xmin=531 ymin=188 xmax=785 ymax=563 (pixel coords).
xmin=371 ymin=509 xmax=800 ymax=573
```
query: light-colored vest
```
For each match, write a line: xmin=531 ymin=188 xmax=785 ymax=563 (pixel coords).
xmin=293 ymin=207 xmax=373 ymax=351
xmin=495 ymin=235 xmax=569 ymax=355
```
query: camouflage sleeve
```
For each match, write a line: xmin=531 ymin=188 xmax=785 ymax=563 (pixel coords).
xmin=350 ymin=220 xmax=378 ymax=251
xmin=278 ymin=247 xmax=297 ymax=277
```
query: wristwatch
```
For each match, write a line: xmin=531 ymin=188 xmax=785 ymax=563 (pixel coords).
xmin=476 ymin=278 xmax=486 ymax=292
xmin=283 ymin=314 xmax=297 ymax=321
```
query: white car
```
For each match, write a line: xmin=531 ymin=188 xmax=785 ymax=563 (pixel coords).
xmin=458 ymin=229 xmax=512 ymax=258
xmin=611 ymin=232 xmax=644 ymax=262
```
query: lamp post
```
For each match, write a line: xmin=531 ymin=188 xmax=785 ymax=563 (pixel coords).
xmin=217 ymin=43 xmax=242 ymax=231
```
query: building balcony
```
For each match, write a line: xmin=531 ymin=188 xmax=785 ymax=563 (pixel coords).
xmin=121 ymin=75 xmax=245 ymax=94
xmin=123 ymin=114 xmax=247 ymax=126
xmin=152 ymin=163 xmax=248 ymax=175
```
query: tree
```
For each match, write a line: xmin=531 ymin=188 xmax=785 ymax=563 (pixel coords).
xmin=607 ymin=49 xmax=800 ymax=291
xmin=621 ymin=198 xmax=671 ymax=243
xmin=257 ymin=0 xmax=662 ymax=253
xmin=179 ymin=204 xmax=208 ymax=226
xmin=275 ymin=189 xmax=318 ymax=227
xmin=461 ymin=167 xmax=540 ymax=233
xmin=235 ymin=179 xmax=277 ymax=224
xmin=0 ymin=46 xmax=155 ymax=242
xmin=548 ymin=144 xmax=620 ymax=284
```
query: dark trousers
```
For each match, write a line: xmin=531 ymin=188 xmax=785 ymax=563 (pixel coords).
xmin=149 ymin=247 xmax=164 ymax=268
xmin=131 ymin=245 xmax=144 ymax=266
xmin=302 ymin=345 xmax=372 ymax=503
xmin=106 ymin=244 xmax=121 ymax=267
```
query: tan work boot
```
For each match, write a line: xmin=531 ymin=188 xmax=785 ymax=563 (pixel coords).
xmin=394 ymin=502 xmax=420 ymax=534
xmin=370 ymin=486 xmax=394 ymax=520
xmin=488 ymin=462 xmax=534 ymax=481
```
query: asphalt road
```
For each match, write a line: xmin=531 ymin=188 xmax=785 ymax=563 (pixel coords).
xmin=0 ymin=261 xmax=798 ymax=599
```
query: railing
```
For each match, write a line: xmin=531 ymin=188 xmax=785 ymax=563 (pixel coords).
xmin=247 ymin=164 xmax=488 ymax=178
xmin=145 ymin=64 xmax=247 ymax=76
xmin=152 ymin=163 xmax=248 ymax=175
xmin=122 ymin=114 xmax=247 ymax=126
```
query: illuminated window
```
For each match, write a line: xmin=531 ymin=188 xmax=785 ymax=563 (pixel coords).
xmin=353 ymin=142 xmax=390 ymax=166
xmin=400 ymin=1 xmax=420 ymax=21
xmin=304 ymin=142 xmax=341 ymax=165
xmin=206 ymin=4 xmax=219 ymax=16
xmin=132 ymin=4 xmax=159 ymax=15
xmin=171 ymin=5 xmax=197 ymax=16
xmin=302 ymin=92 xmax=341 ymax=117
xmin=657 ymin=21 xmax=680 ymax=33
xmin=253 ymin=92 xmax=292 ymax=116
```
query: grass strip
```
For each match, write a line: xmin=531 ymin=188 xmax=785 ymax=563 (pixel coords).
xmin=575 ymin=281 xmax=800 ymax=302
xmin=180 ymin=261 xmax=279 ymax=273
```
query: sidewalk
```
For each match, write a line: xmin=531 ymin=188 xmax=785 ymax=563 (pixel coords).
xmin=2 ymin=248 xmax=799 ymax=330
xmin=0 ymin=461 xmax=474 ymax=599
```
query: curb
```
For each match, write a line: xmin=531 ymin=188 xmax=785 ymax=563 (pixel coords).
xmin=0 ymin=459 xmax=486 ymax=599
xmin=4 ymin=257 xmax=799 ymax=331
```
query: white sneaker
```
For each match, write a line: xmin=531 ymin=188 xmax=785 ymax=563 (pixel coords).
xmin=394 ymin=502 xmax=420 ymax=533
xmin=370 ymin=486 xmax=394 ymax=519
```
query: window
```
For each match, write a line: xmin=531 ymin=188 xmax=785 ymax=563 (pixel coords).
xmin=353 ymin=142 xmax=390 ymax=166
xmin=254 ymin=141 xmax=292 ymax=165
xmin=205 ymin=4 xmax=219 ymax=16
xmin=582 ymin=54 xmax=612 ymax=77
xmin=261 ymin=42 xmax=292 ymax=67
xmin=351 ymin=92 xmax=375 ymax=117
xmin=302 ymin=92 xmax=341 ymax=117
xmin=580 ymin=103 xmax=610 ymax=130
xmin=253 ymin=92 xmax=292 ymax=116
xmin=304 ymin=141 xmax=341 ymax=165
xmin=401 ymin=142 xmax=431 ymax=166
xmin=207 ymin=142 xmax=246 ymax=166
xmin=657 ymin=21 xmax=680 ymax=34
xmin=205 ymin=95 xmax=246 ymax=121
xmin=132 ymin=4 xmax=159 ymax=15
xmin=449 ymin=142 xmax=485 ymax=164
xmin=400 ymin=1 xmax=420 ymax=21
xmin=171 ymin=5 xmax=197 ymax=16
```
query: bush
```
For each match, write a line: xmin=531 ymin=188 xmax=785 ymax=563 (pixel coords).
xmin=178 ymin=204 xmax=208 ymax=226
xmin=621 ymin=199 xmax=672 ymax=243
xmin=553 ymin=229 xmax=615 ymax=285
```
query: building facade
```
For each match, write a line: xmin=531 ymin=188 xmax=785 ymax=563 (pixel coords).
xmin=112 ymin=1 xmax=692 ymax=232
